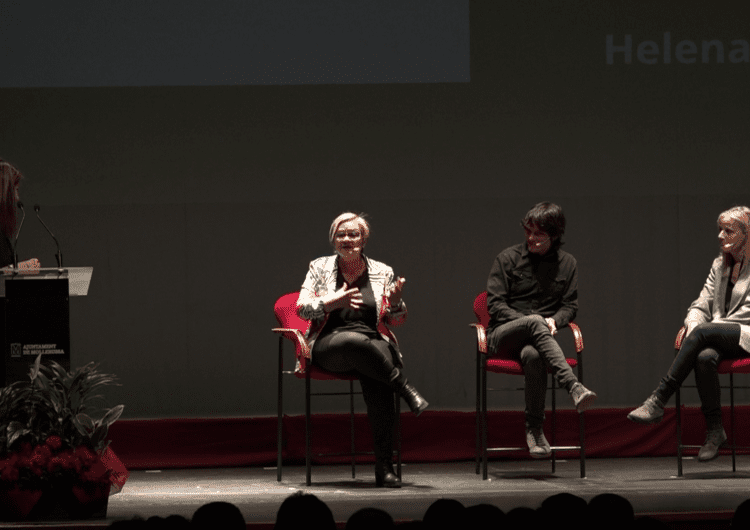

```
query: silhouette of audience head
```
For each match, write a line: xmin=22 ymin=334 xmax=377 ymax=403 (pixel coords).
xmin=732 ymin=499 xmax=750 ymax=528
xmin=345 ymin=507 xmax=395 ymax=530
xmin=505 ymin=506 xmax=540 ymax=530
xmin=145 ymin=515 xmax=190 ymax=529
xmin=539 ymin=492 xmax=586 ymax=526
xmin=465 ymin=503 xmax=504 ymax=529
xmin=422 ymin=498 xmax=465 ymax=530
xmin=274 ymin=491 xmax=336 ymax=530
xmin=587 ymin=493 xmax=634 ymax=530
xmin=192 ymin=501 xmax=246 ymax=530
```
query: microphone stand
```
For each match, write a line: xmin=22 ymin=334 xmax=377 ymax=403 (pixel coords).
xmin=34 ymin=204 xmax=63 ymax=268
xmin=13 ymin=201 xmax=25 ymax=270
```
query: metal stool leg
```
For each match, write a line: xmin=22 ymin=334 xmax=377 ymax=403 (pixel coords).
xmin=482 ymin=358 xmax=489 ymax=480
xmin=476 ymin=348 xmax=481 ymax=474
xmin=731 ymin=372 xmax=736 ymax=472
xmin=305 ymin=372 xmax=312 ymax=486
xmin=551 ymin=374 xmax=556 ymax=474
xmin=277 ymin=337 xmax=284 ymax=482
xmin=350 ymin=380 xmax=356 ymax=479
xmin=676 ymin=387 xmax=683 ymax=477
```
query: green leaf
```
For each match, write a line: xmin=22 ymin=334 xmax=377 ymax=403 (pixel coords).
xmin=74 ymin=413 xmax=96 ymax=436
xmin=35 ymin=371 xmax=51 ymax=392
xmin=99 ymin=404 xmax=124 ymax=428
xmin=28 ymin=354 xmax=42 ymax=381
xmin=7 ymin=421 xmax=30 ymax=448
xmin=90 ymin=423 xmax=109 ymax=450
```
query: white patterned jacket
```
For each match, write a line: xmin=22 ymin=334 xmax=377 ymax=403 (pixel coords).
xmin=296 ymin=254 xmax=407 ymax=370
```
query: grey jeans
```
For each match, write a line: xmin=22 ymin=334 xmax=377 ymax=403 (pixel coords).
xmin=487 ymin=315 xmax=578 ymax=428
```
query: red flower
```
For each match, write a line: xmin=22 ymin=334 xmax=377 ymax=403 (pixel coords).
xmin=74 ymin=446 xmax=96 ymax=465
xmin=31 ymin=444 xmax=52 ymax=467
xmin=45 ymin=436 xmax=63 ymax=450
xmin=0 ymin=454 xmax=20 ymax=481
xmin=47 ymin=455 xmax=66 ymax=473
xmin=58 ymin=450 xmax=78 ymax=470
xmin=0 ymin=464 xmax=19 ymax=482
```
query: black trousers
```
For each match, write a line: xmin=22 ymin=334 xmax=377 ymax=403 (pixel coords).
xmin=312 ymin=331 xmax=399 ymax=464
xmin=657 ymin=322 xmax=746 ymax=428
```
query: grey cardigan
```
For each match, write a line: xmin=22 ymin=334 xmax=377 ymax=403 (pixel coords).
xmin=685 ymin=256 xmax=750 ymax=352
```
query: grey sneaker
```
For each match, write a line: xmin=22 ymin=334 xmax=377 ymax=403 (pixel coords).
xmin=526 ymin=427 xmax=551 ymax=459
xmin=697 ymin=428 xmax=727 ymax=462
xmin=569 ymin=382 xmax=597 ymax=412
xmin=627 ymin=395 xmax=665 ymax=424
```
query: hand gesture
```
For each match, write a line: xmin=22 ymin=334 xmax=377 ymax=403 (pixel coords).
xmin=325 ymin=283 xmax=363 ymax=312
xmin=544 ymin=317 xmax=558 ymax=336
xmin=387 ymin=276 xmax=406 ymax=306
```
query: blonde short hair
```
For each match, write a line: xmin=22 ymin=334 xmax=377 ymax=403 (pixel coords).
xmin=718 ymin=206 xmax=750 ymax=235
xmin=717 ymin=205 xmax=750 ymax=265
xmin=328 ymin=212 xmax=370 ymax=246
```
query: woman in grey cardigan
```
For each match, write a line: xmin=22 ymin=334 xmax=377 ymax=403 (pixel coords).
xmin=628 ymin=206 xmax=750 ymax=462
xmin=296 ymin=212 xmax=427 ymax=487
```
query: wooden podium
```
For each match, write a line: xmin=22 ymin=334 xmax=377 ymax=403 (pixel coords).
xmin=1 ymin=267 xmax=93 ymax=386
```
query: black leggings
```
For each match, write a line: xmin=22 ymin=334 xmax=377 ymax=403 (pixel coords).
xmin=313 ymin=330 xmax=399 ymax=384
xmin=312 ymin=330 xmax=400 ymax=463
xmin=658 ymin=322 xmax=746 ymax=426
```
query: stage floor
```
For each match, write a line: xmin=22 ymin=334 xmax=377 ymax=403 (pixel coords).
xmin=101 ymin=456 xmax=750 ymax=526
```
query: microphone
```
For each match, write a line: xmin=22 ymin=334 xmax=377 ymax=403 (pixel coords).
xmin=13 ymin=201 xmax=25 ymax=269
xmin=34 ymin=204 xmax=63 ymax=268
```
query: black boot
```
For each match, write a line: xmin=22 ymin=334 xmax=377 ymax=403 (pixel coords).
xmin=401 ymin=383 xmax=428 ymax=416
xmin=360 ymin=377 xmax=402 ymax=488
xmin=375 ymin=459 xmax=402 ymax=488
xmin=390 ymin=368 xmax=428 ymax=416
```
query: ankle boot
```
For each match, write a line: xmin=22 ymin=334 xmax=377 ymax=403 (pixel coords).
xmin=400 ymin=382 xmax=428 ymax=416
xmin=375 ymin=459 xmax=401 ymax=488
xmin=627 ymin=394 xmax=665 ymax=424
xmin=389 ymin=368 xmax=428 ymax=416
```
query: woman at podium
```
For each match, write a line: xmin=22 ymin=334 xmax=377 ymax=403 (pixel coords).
xmin=0 ymin=159 xmax=40 ymax=272
xmin=296 ymin=212 xmax=428 ymax=488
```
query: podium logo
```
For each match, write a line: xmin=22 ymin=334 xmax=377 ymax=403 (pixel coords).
xmin=10 ymin=343 xmax=21 ymax=358
xmin=606 ymin=33 xmax=749 ymax=64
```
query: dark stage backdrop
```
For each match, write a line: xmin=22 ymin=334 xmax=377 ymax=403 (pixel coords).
xmin=1 ymin=1 xmax=749 ymax=419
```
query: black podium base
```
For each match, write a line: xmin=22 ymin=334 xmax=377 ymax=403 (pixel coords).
xmin=2 ymin=277 xmax=70 ymax=386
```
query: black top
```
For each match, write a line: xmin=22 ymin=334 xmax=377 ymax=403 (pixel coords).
xmin=319 ymin=267 xmax=379 ymax=338
xmin=725 ymin=256 xmax=740 ymax=314
xmin=486 ymin=243 xmax=578 ymax=334
xmin=726 ymin=280 xmax=735 ymax=314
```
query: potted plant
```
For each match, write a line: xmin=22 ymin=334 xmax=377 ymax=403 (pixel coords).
xmin=0 ymin=354 xmax=127 ymax=521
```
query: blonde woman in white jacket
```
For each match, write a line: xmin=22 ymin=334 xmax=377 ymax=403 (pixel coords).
xmin=296 ymin=212 xmax=427 ymax=488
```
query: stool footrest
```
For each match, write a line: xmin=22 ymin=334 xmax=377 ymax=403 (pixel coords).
xmin=487 ymin=445 xmax=582 ymax=453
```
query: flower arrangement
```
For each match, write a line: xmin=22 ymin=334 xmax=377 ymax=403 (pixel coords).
xmin=0 ymin=439 xmax=108 ymax=487
xmin=0 ymin=355 xmax=126 ymax=520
